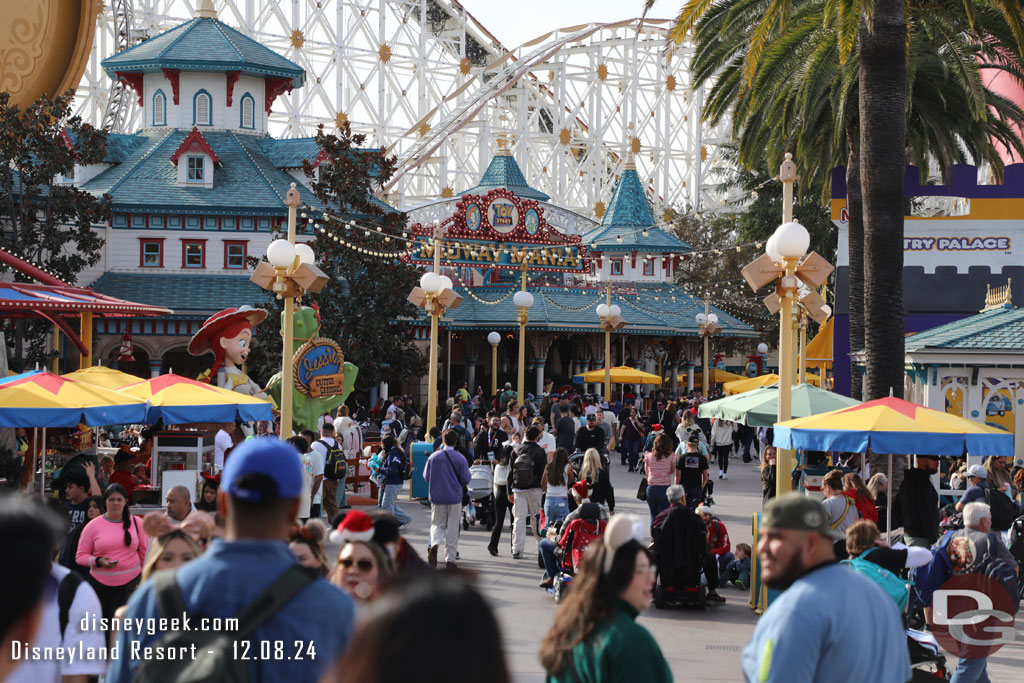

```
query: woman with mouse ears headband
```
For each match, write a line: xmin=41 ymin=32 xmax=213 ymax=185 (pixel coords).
xmin=540 ymin=514 xmax=672 ymax=683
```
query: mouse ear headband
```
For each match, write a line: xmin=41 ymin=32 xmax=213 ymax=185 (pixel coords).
xmin=602 ymin=514 xmax=647 ymax=575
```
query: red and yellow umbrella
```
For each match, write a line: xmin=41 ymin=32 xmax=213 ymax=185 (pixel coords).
xmin=0 ymin=371 xmax=147 ymax=427
xmin=119 ymin=374 xmax=273 ymax=424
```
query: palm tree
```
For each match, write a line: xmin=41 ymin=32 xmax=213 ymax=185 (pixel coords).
xmin=665 ymin=0 xmax=1024 ymax=399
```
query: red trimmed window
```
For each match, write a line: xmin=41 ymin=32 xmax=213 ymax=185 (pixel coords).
xmin=139 ymin=238 xmax=165 ymax=267
xmin=224 ymin=240 xmax=247 ymax=269
xmin=182 ymin=239 xmax=207 ymax=268
xmin=642 ymin=260 xmax=654 ymax=276
xmin=610 ymin=258 xmax=624 ymax=276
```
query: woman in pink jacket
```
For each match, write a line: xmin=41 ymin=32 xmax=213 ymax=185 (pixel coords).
xmin=76 ymin=483 xmax=149 ymax=619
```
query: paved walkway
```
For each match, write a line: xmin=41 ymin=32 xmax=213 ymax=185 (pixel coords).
xmin=336 ymin=447 xmax=1023 ymax=681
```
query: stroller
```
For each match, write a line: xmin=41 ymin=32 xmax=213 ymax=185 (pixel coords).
xmin=907 ymin=629 xmax=950 ymax=681
xmin=463 ymin=464 xmax=495 ymax=531
xmin=545 ymin=503 xmax=606 ymax=603
xmin=651 ymin=504 xmax=711 ymax=610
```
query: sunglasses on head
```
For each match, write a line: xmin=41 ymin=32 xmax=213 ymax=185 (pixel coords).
xmin=338 ymin=557 xmax=375 ymax=572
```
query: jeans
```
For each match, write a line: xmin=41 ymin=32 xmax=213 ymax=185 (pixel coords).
xmin=512 ymin=488 xmax=543 ymax=554
xmin=429 ymin=502 xmax=462 ymax=563
xmin=489 ymin=485 xmax=510 ymax=552
xmin=715 ymin=445 xmax=731 ymax=473
xmin=684 ymin=486 xmax=703 ymax=510
xmin=951 ymin=656 xmax=990 ymax=683
xmin=621 ymin=437 xmax=642 ymax=468
xmin=544 ymin=496 xmax=569 ymax=527
xmin=380 ymin=483 xmax=411 ymax=526
xmin=539 ymin=538 xmax=560 ymax=578
xmin=646 ymin=484 xmax=669 ymax=525
xmin=716 ymin=551 xmax=735 ymax=575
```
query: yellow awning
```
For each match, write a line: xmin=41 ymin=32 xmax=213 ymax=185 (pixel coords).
xmin=679 ymin=369 xmax=746 ymax=386
xmin=802 ymin=317 xmax=834 ymax=369
xmin=580 ymin=366 xmax=663 ymax=384
xmin=724 ymin=374 xmax=780 ymax=395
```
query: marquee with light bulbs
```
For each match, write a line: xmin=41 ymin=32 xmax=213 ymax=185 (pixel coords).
xmin=407 ymin=188 xmax=591 ymax=274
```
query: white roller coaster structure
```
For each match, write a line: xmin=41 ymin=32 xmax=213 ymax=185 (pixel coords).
xmin=73 ymin=0 xmax=734 ymax=218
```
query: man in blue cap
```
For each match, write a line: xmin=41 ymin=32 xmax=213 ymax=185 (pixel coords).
xmin=742 ymin=493 xmax=910 ymax=682
xmin=107 ymin=438 xmax=355 ymax=682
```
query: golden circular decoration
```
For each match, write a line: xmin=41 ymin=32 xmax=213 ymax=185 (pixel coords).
xmin=596 ymin=63 xmax=608 ymax=81
xmin=631 ymin=137 xmax=642 ymax=154
xmin=0 ymin=0 xmax=98 ymax=109
xmin=290 ymin=29 xmax=305 ymax=48
xmin=335 ymin=111 xmax=348 ymax=127
xmin=440 ymin=186 xmax=454 ymax=198
xmin=666 ymin=74 xmax=677 ymax=91
xmin=594 ymin=202 xmax=606 ymax=218
xmin=378 ymin=44 xmax=392 ymax=63
xmin=459 ymin=57 xmax=472 ymax=75
xmin=418 ymin=122 xmax=430 ymax=136
xmin=558 ymin=128 xmax=571 ymax=146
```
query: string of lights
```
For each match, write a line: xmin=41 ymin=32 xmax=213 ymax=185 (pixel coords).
xmin=539 ymin=290 xmax=605 ymax=311
xmin=449 ymin=270 xmax=518 ymax=305
xmin=0 ymin=248 xmax=70 ymax=285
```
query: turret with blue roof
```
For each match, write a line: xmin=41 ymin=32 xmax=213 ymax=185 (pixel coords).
xmin=462 ymin=142 xmax=550 ymax=201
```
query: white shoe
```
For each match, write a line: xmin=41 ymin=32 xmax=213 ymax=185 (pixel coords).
xmin=722 ymin=472 xmax=729 ymax=480
xmin=718 ymin=471 xmax=723 ymax=478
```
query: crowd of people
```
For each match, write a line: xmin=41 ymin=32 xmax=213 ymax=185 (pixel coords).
xmin=4 ymin=380 xmax=1022 ymax=683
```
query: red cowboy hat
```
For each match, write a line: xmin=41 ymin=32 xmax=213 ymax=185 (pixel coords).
xmin=187 ymin=306 xmax=267 ymax=356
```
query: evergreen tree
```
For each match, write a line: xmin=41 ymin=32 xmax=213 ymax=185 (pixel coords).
xmin=0 ymin=91 xmax=110 ymax=370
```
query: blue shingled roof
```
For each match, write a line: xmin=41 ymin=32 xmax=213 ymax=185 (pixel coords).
xmin=90 ymin=273 xmax=269 ymax=315
xmin=258 ymin=137 xmax=321 ymax=168
xmin=102 ymin=17 xmax=304 ymax=87
xmin=462 ymin=152 xmax=550 ymax=201
xmin=79 ymin=129 xmax=321 ymax=215
xmin=905 ymin=305 xmax=1024 ymax=351
xmin=63 ymin=129 xmax=145 ymax=164
xmin=437 ymin=281 xmax=755 ymax=337
xmin=582 ymin=166 xmax=691 ymax=254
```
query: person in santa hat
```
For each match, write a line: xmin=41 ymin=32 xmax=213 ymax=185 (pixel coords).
xmin=188 ymin=306 xmax=267 ymax=397
xmin=329 ymin=510 xmax=394 ymax=602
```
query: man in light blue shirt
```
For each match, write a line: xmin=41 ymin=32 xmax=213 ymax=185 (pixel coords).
xmin=743 ymin=493 xmax=910 ymax=683
xmin=107 ymin=438 xmax=355 ymax=682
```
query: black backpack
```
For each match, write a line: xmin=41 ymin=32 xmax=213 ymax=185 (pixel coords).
xmin=131 ymin=566 xmax=316 ymax=683
xmin=983 ymin=486 xmax=1020 ymax=531
xmin=317 ymin=439 xmax=346 ymax=480
xmin=512 ymin=444 xmax=539 ymax=489
xmin=393 ymin=448 xmax=412 ymax=481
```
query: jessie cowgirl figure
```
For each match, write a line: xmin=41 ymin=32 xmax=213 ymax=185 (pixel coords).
xmin=188 ymin=306 xmax=267 ymax=397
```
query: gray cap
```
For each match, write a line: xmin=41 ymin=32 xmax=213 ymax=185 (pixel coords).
xmin=967 ymin=464 xmax=987 ymax=479
xmin=762 ymin=492 xmax=845 ymax=540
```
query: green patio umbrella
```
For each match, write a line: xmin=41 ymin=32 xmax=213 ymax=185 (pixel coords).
xmin=697 ymin=384 xmax=860 ymax=427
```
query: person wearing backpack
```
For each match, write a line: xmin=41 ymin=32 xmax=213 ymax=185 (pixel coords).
xmin=379 ymin=435 xmax=412 ymax=527
xmin=913 ymin=502 xmax=1019 ymax=682
xmin=956 ymin=463 xmax=1020 ymax=531
xmin=842 ymin=520 xmax=931 ymax=616
xmin=311 ymin=422 xmax=341 ymax=523
xmin=506 ymin=425 xmax=548 ymax=560
xmin=106 ymin=438 xmax=355 ymax=683
xmin=822 ymin=470 xmax=860 ymax=560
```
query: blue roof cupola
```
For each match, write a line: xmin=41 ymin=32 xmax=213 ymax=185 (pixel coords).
xmin=462 ymin=142 xmax=550 ymax=201
xmin=583 ymin=160 xmax=691 ymax=253
xmin=101 ymin=0 xmax=304 ymax=117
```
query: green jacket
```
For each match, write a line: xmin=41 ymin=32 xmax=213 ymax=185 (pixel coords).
xmin=546 ymin=599 xmax=672 ymax=683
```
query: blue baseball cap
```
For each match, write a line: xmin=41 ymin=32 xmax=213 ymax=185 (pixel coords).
xmin=221 ymin=438 xmax=303 ymax=503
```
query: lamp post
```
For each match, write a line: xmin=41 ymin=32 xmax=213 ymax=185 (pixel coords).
xmin=513 ymin=290 xmax=534 ymax=404
xmin=408 ymin=269 xmax=462 ymax=439
xmin=596 ymin=283 xmax=625 ymax=400
xmin=695 ymin=299 xmax=722 ymax=398
xmin=251 ymin=183 xmax=330 ymax=437
xmin=757 ymin=342 xmax=769 ymax=376
xmin=741 ymin=154 xmax=833 ymax=497
xmin=487 ymin=331 xmax=501 ymax=398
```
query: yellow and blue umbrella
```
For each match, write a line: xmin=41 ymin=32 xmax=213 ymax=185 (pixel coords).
xmin=0 ymin=371 xmax=148 ymax=427
xmin=119 ymin=374 xmax=273 ymax=424
xmin=63 ymin=366 xmax=145 ymax=390
xmin=773 ymin=396 xmax=1013 ymax=456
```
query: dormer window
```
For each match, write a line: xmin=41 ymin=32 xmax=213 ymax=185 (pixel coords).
xmin=153 ymin=90 xmax=166 ymax=126
xmin=171 ymin=126 xmax=220 ymax=188
xmin=186 ymin=156 xmax=205 ymax=183
xmin=193 ymin=90 xmax=212 ymax=126
xmin=240 ymin=93 xmax=255 ymax=129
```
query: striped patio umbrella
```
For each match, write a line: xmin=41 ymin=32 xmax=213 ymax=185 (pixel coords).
xmin=63 ymin=366 xmax=146 ymax=391
xmin=119 ymin=374 xmax=273 ymax=424
xmin=0 ymin=372 xmax=148 ymax=427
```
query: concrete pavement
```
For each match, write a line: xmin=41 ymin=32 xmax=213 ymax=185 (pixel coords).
xmin=333 ymin=447 xmax=1023 ymax=682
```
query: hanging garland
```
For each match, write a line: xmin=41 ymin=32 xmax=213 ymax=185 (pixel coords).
xmin=539 ymin=290 xmax=604 ymax=311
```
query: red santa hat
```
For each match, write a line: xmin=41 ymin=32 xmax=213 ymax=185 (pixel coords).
xmin=329 ymin=509 xmax=375 ymax=545
xmin=651 ymin=423 xmax=663 ymax=433
xmin=571 ymin=481 xmax=590 ymax=501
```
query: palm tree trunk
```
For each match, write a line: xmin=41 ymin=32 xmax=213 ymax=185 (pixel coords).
xmin=846 ymin=124 xmax=864 ymax=400
xmin=859 ymin=0 xmax=907 ymax=401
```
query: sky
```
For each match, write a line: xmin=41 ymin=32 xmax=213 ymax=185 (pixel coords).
xmin=459 ymin=0 xmax=677 ymax=48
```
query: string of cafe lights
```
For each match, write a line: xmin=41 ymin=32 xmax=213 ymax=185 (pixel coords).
xmin=449 ymin=270 xmax=517 ymax=305
xmin=0 ymin=248 xmax=70 ymax=285
xmin=539 ymin=290 xmax=606 ymax=311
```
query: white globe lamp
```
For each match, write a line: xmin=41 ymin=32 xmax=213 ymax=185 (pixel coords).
xmin=438 ymin=275 xmax=453 ymax=292
xmin=420 ymin=272 xmax=441 ymax=294
xmin=267 ymin=239 xmax=296 ymax=267
xmin=487 ymin=331 xmax=501 ymax=345
xmin=294 ymin=243 xmax=315 ymax=265
xmin=757 ymin=342 xmax=769 ymax=355
xmin=513 ymin=291 xmax=534 ymax=309
xmin=774 ymin=221 xmax=810 ymax=259
xmin=707 ymin=313 xmax=719 ymax=324
xmin=609 ymin=304 xmax=621 ymax=317
xmin=596 ymin=303 xmax=610 ymax=318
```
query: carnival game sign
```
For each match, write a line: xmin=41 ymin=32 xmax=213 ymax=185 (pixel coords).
xmin=407 ymin=189 xmax=589 ymax=273
xmin=293 ymin=338 xmax=346 ymax=398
